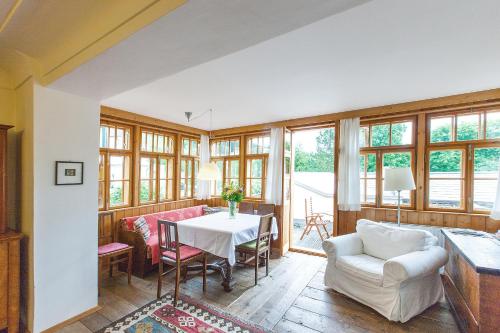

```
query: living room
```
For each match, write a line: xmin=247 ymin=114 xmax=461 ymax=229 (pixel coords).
xmin=0 ymin=1 xmax=499 ymax=333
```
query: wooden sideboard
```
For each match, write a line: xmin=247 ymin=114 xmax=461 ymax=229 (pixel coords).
xmin=442 ymin=230 xmax=500 ymax=333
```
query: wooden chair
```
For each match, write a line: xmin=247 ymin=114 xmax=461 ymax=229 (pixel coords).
xmin=238 ymin=202 xmax=254 ymax=214
xmin=300 ymin=197 xmax=332 ymax=242
xmin=256 ymin=203 xmax=275 ymax=215
xmin=235 ymin=214 xmax=273 ymax=285
xmin=157 ymin=219 xmax=207 ymax=306
xmin=98 ymin=211 xmax=133 ymax=296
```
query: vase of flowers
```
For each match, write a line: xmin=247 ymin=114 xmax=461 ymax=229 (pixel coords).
xmin=221 ymin=182 xmax=244 ymax=219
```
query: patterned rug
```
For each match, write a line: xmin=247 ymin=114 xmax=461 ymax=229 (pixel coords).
xmin=98 ymin=294 xmax=269 ymax=333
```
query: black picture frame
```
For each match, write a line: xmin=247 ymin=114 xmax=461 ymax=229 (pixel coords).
xmin=55 ymin=161 xmax=84 ymax=185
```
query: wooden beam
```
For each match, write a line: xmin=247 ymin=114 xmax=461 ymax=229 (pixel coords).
xmin=101 ymin=106 xmax=208 ymax=136
xmin=211 ymin=88 xmax=500 ymax=136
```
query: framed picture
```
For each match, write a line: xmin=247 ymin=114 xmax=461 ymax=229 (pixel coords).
xmin=55 ymin=161 xmax=84 ymax=185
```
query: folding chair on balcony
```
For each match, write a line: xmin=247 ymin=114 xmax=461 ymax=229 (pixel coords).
xmin=300 ymin=197 xmax=332 ymax=242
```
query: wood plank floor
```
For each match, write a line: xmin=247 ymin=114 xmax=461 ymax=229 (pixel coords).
xmin=56 ymin=252 xmax=459 ymax=333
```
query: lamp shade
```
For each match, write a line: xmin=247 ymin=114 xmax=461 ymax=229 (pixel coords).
xmin=384 ymin=167 xmax=415 ymax=191
xmin=197 ymin=162 xmax=220 ymax=181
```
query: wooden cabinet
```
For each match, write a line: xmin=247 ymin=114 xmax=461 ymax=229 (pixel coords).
xmin=0 ymin=125 xmax=22 ymax=333
xmin=443 ymin=230 xmax=500 ymax=333
xmin=0 ymin=231 xmax=22 ymax=333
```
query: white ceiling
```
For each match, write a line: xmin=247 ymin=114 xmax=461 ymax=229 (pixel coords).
xmin=53 ymin=0 xmax=500 ymax=130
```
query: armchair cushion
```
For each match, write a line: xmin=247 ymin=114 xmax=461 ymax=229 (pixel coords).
xmin=383 ymin=246 xmax=448 ymax=284
xmin=336 ymin=254 xmax=384 ymax=286
xmin=356 ymin=219 xmax=434 ymax=260
xmin=322 ymin=233 xmax=363 ymax=262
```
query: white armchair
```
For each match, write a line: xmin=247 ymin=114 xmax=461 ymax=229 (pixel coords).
xmin=322 ymin=219 xmax=448 ymax=323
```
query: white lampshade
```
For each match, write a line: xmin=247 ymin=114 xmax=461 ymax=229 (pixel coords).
xmin=197 ymin=162 xmax=220 ymax=181
xmin=384 ymin=167 xmax=416 ymax=191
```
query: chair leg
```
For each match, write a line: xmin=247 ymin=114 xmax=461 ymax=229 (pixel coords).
xmin=300 ymin=223 xmax=310 ymax=240
xmin=157 ymin=261 xmax=163 ymax=299
xmin=322 ymin=223 xmax=330 ymax=238
xmin=174 ymin=262 xmax=181 ymax=307
xmin=202 ymin=254 xmax=207 ymax=292
xmin=127 ymin=250 xmax=132 ymax=285
xmin=315 ymin=223 xmax=325 ymax=242
xmin=254 ymin=251 xmax=259 ymax=286
xmin=266 ymin=250 xmax=269 ymax=277
xmin=109 ymin=257 xmax=113 ymax=278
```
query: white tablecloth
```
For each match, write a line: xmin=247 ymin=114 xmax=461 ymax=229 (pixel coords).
xmin=177 ymin=212 xmax=278 ymax=265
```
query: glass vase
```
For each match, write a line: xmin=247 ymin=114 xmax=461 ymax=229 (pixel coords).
xmin=228 ymin=201 xmax=237 ymax=219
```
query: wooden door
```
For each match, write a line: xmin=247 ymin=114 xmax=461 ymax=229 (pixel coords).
xmin=280 ymin=128 xmax=292 ymax=255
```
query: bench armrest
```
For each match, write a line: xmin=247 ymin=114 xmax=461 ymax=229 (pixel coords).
xmin=384 ymin=246 xmax=448 ymax=283
xmin=322 ymin=233 xmax=363 ymax=261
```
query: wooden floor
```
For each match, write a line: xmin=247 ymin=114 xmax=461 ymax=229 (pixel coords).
xmin=56 ymin=252 xmax=459 ymax=333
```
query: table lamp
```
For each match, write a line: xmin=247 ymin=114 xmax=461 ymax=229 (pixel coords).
xmin=384 ymin=167 xmax=415 ymax=227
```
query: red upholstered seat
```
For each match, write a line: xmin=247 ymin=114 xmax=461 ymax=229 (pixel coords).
xmin=162 ymin=245 xmax=203 ymax=261
xmin=98 ymin=242 xmax=129 ymax=256
xmin=122 ymin=205 xmax=206 ymax=265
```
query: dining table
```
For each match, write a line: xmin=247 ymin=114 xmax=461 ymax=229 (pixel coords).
xmin=176 ymin=212 xmax=278 ymax=291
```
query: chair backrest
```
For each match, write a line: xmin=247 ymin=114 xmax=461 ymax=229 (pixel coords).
xmin=157 ymin=219 xmax=180 ymax=261
xmin=98 ymin=211 xmax=115 ymax=245
xmin=304 ymin=197 xmax=314 ymax=218
xmin=257 ymin=203 xmax=274 ymax=216
xmin=239 ymin=202 xmax=254 ymax=214
xmin=256 ymin=213 xmax=274 ymax=250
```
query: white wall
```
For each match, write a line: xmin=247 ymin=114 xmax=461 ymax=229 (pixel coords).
xmin=32 ymin=84 xmax=99 ymax=332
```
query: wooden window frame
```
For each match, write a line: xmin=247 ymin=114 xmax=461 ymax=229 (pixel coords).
xmin=139 ymin=129 xmax=176 ymax=205
xmin=359 ymin=151 xmax=377 ymax=206
xmin=244 ymin=134 xmax=270 ymax=201
xmin=99 ymin=121 xmax=133 ymax=211
xmin=426 ymin=109 xmax=500 ymax=213
xmin=360 ymin=117 xmax=417 ymax=209
xmin=179 ymin=136 xmax=200 ymax=199
xmin=210 ymin=138 xmax=241 ymax=196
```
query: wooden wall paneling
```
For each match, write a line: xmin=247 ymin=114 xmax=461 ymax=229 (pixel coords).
xmin=471 ymin=215 xmax=486 ymax=231
xmin=485 ymin=217 xmax=500 ymax=233
xmin=416 ymin=113 xmax=426 ymax=210
xmin=456 ymin=214 xmax=472 ymax=229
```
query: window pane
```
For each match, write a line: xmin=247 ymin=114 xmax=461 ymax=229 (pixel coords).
xmin=382 ymin=152 xmax=412 ymax=206
xmin=98 ymin=154 xmax=105 ymax=181
xmin=141 ymin=132 xmax=147 ymax=151
xmin=429 ymin=179 xmax=462 ymax=208
xmin=159 ymin=158 xmax=167 ymax=179
xmin=250 ymin=179 xmax=262 ymax=198
xmin=109 ymin=181 xmax=129 ymax=207
xmin=100 ymin=126 xmax=109 ymax=148
xmin=429 ymin=149 xmax=463 ymax=208
xmin=457 ymin=114 xmax=480 ymax=141
xmin=474 ymin=147 xmax=500 ymax=210
xmin=109 ymin=127 xmax=116 ymax=149
xmin=367 ymin=154 xmax=376 ymax=174
xmin=486 ymin=111 xmax=500 ymax=139
xmin=359 ymin=127 xmax=369 ymax=148
xmin=98 ymin=181 xmax=105 ymax=209
xmin=116 ymin=128 xmax=124 ymax=149
xmin=191 ymin=140 xmax=198 ymax=156
xmin=140 ymin=181 xmax=153 ymax=202
xmin=366 ymin=179 xmax=376 ymax=204
xmin=157 ymin=135 xmax=164 ymax=153
xmin=371 ymin=124 xmax=390 ymax=147
xmin=110 ymin=156 xmax=125 ymax=180
xmin=251 ymin=159 xmax=263 ymax=178
xmin=159 ymin=180 xmax=167 ymax=201
xmin=262 ymin=136 xmax=270 ymax=153
xmin=430 ymin=117 xmax=452 ymax=143
xmin=182 ymin=138 xmax=190 ymax=155
xmin=429 ymin=150 xmax=462 ymax=174
xmin=391 ymin=121 xmax=413 ymax=145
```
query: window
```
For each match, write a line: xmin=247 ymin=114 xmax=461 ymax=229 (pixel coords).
xmin=139 ymin=129 xmax=175 ymax=204
xmin=359 ymin=153 xmax=376 ymax=204
xmin=99 ymin=122 xmax=132 ymax=210
xmin=427 ymin=149 xmax=465 ymax=210
xmin=382 ymin=151 xmax=413 ymax=206
xmin=180 ymin=137 xmax=200 ymax=198
xmin=360 ymin=119 xmax=414 ymax=148
xmin=427 ymin=109 xmax=500 ymax=212
xmin=360 ymin=118 xmax=416 ymax=207
xmin=244 ymin=134 xmax=270 ymax=199
xmin=473 ymin=147 xmax=500 ymax=211
xmin=210 ymin=138 xmax=241 ymax=196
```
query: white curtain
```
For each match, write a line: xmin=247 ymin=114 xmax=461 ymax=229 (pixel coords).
xmin=490 ymin=162 xmax=500 ymax=219
xmin=338 ymin=118 xmax=361 ymax=211
xmin=196 ymin=134 xmax=211 ymax=200
xmin=265 ymin=127 xmax=283 ymax=205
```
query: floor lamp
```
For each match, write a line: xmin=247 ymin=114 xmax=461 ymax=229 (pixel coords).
xmin=384 ymin=168 xmax=415 ymax=227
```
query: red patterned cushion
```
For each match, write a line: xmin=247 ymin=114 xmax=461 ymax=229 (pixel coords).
xmin=98 ymin=242 xmax=129 ymax=255
xmin=162 ymin=245 xmax=203 ymax=261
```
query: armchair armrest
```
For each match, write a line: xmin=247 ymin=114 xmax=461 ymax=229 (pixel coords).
xmin=383 ymin=246 xmax=448 ymax=284
xmin=322 ymin=233 xmax=363 ymax=261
